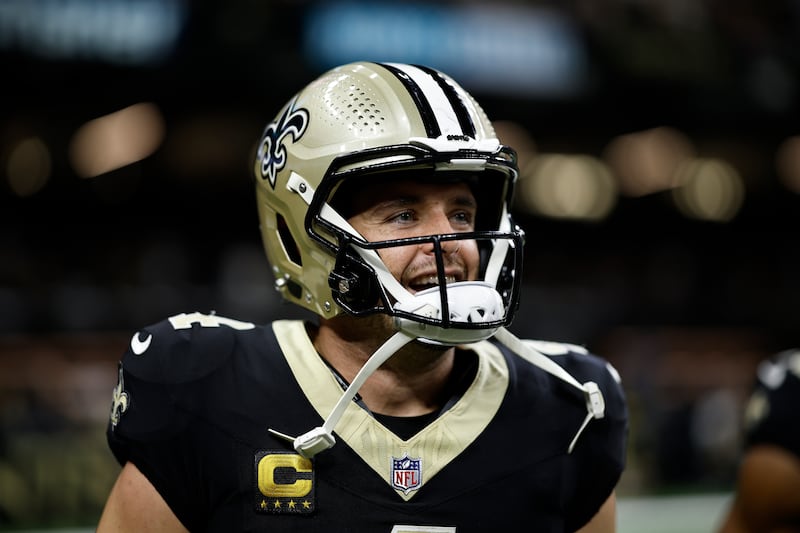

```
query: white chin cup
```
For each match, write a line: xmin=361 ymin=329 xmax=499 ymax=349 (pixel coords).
xmin=393 ymin=281 xmax=505 ymax=344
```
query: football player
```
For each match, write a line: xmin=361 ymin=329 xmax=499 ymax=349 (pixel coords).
xmin=717 ymin=348 xmax=800 ymax=532
xmin=97 ymin=62 xmax=628 ymax=532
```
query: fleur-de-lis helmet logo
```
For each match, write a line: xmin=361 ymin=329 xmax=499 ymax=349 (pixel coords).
xmin=257 ymin=97 xmax=309 ymax=188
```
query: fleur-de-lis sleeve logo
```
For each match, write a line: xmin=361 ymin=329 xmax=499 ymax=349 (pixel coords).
xmin=110 ymin=363 xmax=130 ymax=428
xmin=257 ymin=97 xmax=309 ymax=188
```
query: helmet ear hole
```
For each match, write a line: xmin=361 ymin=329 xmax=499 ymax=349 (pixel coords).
xmin=284 ymin=278 xmax=304 ymax=300
xmin=277 ymin=214 xmax=302 ymax=266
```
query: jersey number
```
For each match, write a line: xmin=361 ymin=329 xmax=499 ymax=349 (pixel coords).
xmin=168 ymin=311 xmax=255 ymax=330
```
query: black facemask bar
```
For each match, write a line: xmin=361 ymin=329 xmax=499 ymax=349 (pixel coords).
xmin=327 ymin=229 xmax=524 ymax=330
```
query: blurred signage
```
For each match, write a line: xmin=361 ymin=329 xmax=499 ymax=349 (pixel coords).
xmin=303 ymin=1 xmax=588 ymax=97
xmin=0 ymin=0 xmax=187 ymax=65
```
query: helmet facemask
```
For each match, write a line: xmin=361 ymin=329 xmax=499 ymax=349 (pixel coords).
xmin=298 ymin=148 xmax=524 ymax=345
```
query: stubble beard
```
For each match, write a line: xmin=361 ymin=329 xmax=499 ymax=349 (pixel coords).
xmin=323 ymin=312 xmax=452 ymax=375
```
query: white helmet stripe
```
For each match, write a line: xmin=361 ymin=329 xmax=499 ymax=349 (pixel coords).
xmin=385 ymin=63 xmax=469 ymax=138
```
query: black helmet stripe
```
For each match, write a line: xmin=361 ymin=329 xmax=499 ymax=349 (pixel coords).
xmin=377 ymin=62 xmax=440 ymax=138
xmin=413 ymin=64 xmax=477 ymax=138
xmin=377 ymin=62 xmax=477 ymax=140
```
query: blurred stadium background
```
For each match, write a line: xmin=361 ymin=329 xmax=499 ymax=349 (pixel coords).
xmin=2 ymin=0 xmax=799 ymax=530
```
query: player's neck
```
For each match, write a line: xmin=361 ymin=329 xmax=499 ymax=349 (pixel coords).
xmin=310 ymin=316 xmax=456 ymax=417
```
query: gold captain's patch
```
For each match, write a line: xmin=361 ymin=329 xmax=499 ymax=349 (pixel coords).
xmin=254 ymin=451 xmax=314 ymax=514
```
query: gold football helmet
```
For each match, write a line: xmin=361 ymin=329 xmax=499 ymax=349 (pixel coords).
xmin=254 ymin=61 xmax=523 ymax=344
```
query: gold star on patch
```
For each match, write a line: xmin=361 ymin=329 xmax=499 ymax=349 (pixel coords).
xmin=288 ymin=500 xmax=296 ymax=509
xmin=273 ymin=500 xmax=281 ymax=509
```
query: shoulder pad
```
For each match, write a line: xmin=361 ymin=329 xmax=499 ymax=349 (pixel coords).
xmin=521 ymin=338 xmax=622 ymax=386
xmin=522 ymin=339 xmax=588 ymax=356
xmin=747 ymin=348 xmax=800 ymax=427
xmin=121 ymin=311 xmax=256 ymax=384
xmin=756 ymin=349 xmax=800 ymax=389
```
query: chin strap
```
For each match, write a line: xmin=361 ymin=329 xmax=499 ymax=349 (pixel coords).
xmin=271 ymin=326 xmax=605 ymax=458
xmin=493 ymin=327 xmax=605 ymax=454
xmin=270 ymin=326 xmax=605 ymax=458
xmin=269 ymin=330 xmax=416 ymax=458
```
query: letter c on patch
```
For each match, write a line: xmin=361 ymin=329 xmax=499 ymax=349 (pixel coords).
xmin=257 ymin=453 xmax=313 ymax=498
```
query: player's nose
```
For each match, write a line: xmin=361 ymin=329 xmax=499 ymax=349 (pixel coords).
xmin=419 ymin=213 xmax=462 ymax=254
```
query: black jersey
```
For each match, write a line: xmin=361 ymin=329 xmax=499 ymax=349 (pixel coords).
xmin=743 ymin=349 xmax=800 ymax=457
xmin=107 ymin=312 xmax=628 ymax=533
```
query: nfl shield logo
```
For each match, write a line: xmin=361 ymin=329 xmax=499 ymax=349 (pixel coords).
xmin=391 ymin=453 xmax=422 ymax=494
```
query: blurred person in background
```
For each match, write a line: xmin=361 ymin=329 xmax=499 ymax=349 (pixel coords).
xmin=717 ymin=348 xmax=800 ymax=532
xmin=96 ymin=61 xmax=628 ymax=532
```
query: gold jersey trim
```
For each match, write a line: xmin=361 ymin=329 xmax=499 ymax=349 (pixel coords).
xmin=272 ymin=319 xmax=509 ymax=500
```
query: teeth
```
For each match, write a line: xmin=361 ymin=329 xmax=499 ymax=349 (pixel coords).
xmin=421 ymin=275 xmax=456 ymax=286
